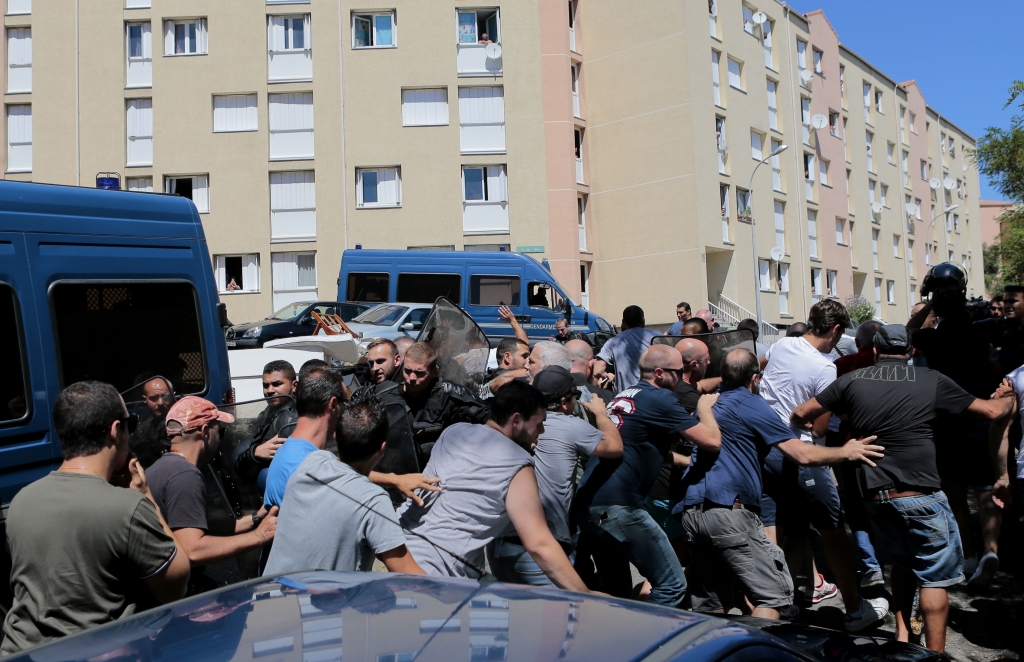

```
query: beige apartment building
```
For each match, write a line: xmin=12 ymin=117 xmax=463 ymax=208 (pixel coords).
xmin=2 ymin=0 xmax=983 ymax=330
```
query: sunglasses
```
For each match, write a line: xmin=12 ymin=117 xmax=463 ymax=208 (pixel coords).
xmin=662 ymin=367 xmax=686 ymax=377
xmin=119 ymin=414 xmax=139 ymax=435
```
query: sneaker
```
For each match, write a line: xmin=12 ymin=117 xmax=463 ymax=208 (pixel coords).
xmin=778 ymin=604 xmax=801 ymax=621
xmin=967 ymin=551 xmax=999 ymax=590
xmin=845 ymin=597 xmax=889 ymax=632
xmin=806 ymin=574 xmax=839 ymax=603
xmin=860 ymin=570 xmax=884 ymax=588
xmin=962 ymin=554 xmax=979 ymax=578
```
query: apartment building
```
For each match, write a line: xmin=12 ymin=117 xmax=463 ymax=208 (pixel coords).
xmin=3 ymin=0 xmax=982 ymax=329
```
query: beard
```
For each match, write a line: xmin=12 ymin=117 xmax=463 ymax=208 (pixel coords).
xmin=510 ymin=427 xmax=536 ymax=455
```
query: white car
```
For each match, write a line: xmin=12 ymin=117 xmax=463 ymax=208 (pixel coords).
xmin=345 ymin=302 xmax=434 ymax=342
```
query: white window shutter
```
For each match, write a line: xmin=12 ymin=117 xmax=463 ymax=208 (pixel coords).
xmin=7 ymin=27 xmax=32 ymax=93
xmin=6 ymin=105 xmax=32 ymax=171
xmin=270 ymin=171 xmax=316 ymax=241
xmin=198 ymin=19 xmax=208 ymax=53
xmin=402 ymin=88 xmax=448 ymax=126
xmin=193 ymin=175 xmax=209 ymax=212
xmin=378 ymin=168 xmax=399 ymax=205
xmin=214 ymin=94 xmax=258 ymax=132
xmin=164 ymin=21 xmax=175 ymax=55
xmin=269 ymin=92 xmax=314 ymax=159
xmin=304 ymin=14 xmax=311 ymax=49
xmin=215 ymin=256 xmax=226 ymax=291
xmin=268 ymin=16 xmax=284 ymax=51
xmin=486 ymin=165 xmax=507 ymax=202
xmin=244 ymin=255 xmax=259 ymax=292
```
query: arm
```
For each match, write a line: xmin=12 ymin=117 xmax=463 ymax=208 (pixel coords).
xmin=580 ymin=396 xmax=623 ymax=459
xmin=378 ymin=545 xmax=427 ymax=574
xmin=965 ymin=395 xmax=1014 ymax=422
xmin=696 ymin=376 xmax=721 ymax=395
xmin=487 ymin=368 xmax=528 ymax=394
xmin=369 ymin=472 xmax=441 ymax=507
xmin=759 ymin=355 xmax=769 ymax=371
xmin=810 ymin=412 xmax=832 ymax=440
xmin=506 ymin=467 xmax=589 ymax=593
xmin=906 ymin=301 xmax=933 ymax=334
xmin=777 ymin=435 xmax=882 ymax=467
xmin=174 ymin=507 xmax=278 ymax=566
xmin=989 ymin=399 xmax=1017 ymax=508
xmin=593 ymin=359 xmax=610 ymax=381
xmin=681 ymin=394 xmax=721 ymax=452
xmin=129 ymin=460 xmax=190 ymax=603
xmin=498 ymin=305 xmax=529 ymax=343
xmin=670 ymin=451 xmax=691 ymax=468
xmin=791 ymin=397 xmax=830 ymax=430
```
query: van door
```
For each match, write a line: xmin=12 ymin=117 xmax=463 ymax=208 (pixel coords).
xmin=466 ymin=264 xmax=523 ymax=339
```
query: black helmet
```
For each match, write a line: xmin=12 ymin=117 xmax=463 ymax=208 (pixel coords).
xmin=920 ymin=262 xmax=967 ymax=297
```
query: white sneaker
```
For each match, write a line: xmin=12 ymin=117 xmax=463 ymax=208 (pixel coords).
xmin=967 ymin=551 xmax=999 ymax=590
xmin=845 ymin=597 xmax=888 ymax=632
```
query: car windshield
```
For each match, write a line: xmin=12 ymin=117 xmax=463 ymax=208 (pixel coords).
xmin=352 ymin=304 xmax=410 ymax=326
xmin=269 ymin=302 xmax=312 ymax=320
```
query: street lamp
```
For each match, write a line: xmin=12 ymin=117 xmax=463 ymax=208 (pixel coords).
xmin=926 ymin=204 xmax=959 ymax=237
xmin=748 ymin=143 xmax=787 ymax=332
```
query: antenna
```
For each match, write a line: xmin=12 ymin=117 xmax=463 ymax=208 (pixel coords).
xmin=484 ymin=43 xmax=502 ymax=60
xmin=810 ymin=114 xmax=828 ymax=131
xmin=799 ymin=70 xmax=814 ymax=88
xmin=905 ymin=202 xmax=919 ymax=216
xmin=871 ymin=202 xmax=884 ymax=214
xmin=752 ymin=11 xmax=767 ymax=24
xmin=770 ymin=247 xmax=785 ymax=261
xmin=929 ymin=178 xmax=941 ymax=191
xmin=943 ymin=177 xmax=955 ymax=191
xmin=962 ymin=161 xmax=968 ymax=172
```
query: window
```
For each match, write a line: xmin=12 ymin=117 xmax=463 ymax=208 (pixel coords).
xmin=0 ymin=285 xmax=28 ymax=424
xmin=845 ymin=169 xmax=852 ymax=213
xmin=457 ymin=8 xmax=500 ymax=43
xmin=51 ymin=282 xmax=206 ymax=395
xmin=270 ymin=171 xmax=316 ymax=241
xmin=839 ymin=64 xmax=846 ymax=103
xmin=778 ymin=263 xmax=790 ymax=314
xmin=810 ymin=267 xmax=822 ymax=301
xmin=766 ymin=79 xmax=778 ymax=129
xmin=953 ymin=213 xmax=960 ymax=233
xmin=347 ymin=273 xmax=389 ymax=302
xmin=720 ymin=184 xmax=730 ymax=243
xmin=527 ymin=282 xmax=566 ymax=312
xmin=125 ymin=0 xmax=150 ymax=7
xmin=948 ymin=249 xmax=954 ymax=263
xmin=352 ymin=12 xmax=395 ymax=48
xmin=807 ymin=209 xmax=818 ymax=258
xmin=880 ymin=183 xmax=888 ymax=207
xmin=827 ymin=270 xmax=838 ymax=297
xmin=908 ymin=238 xmax=915 ymax=276
xmin=762 ymin=19 xmax=773 ymax=68
xmin=356 ymin=167 xmax=401 ymax=208
xmin=909 ymin=111 xmax=916 ymax=133
xmin=865 ymin=131 xmax=874 ymax=171
xmin=126 ymin=99 xmax=152 ymax=166
xmin=863 ymin=83 xmax=871 ymax=123
xmin=736 ymin=188 xmax=751 ymax=221
xmin=124 ymin=23 xmax=152 ymax=88
xmin=7 ymin=27 xmax=31 ymax=93
xmin=712 ymin=51 xmax=721 ymax=106
xmin=578 ymin=194 xmax=587 ymax=251
xmin=812 ymin=48 xmax=822 ymax=74
xmin=886 ymin=279 xmax=895 ymax=304
xmin=213 ymin=94 xmax=257 ymax=132
xmin=804 ymin=152 xmax=815 ymax=201
xmin=948 ymin=136 xmax=955 ymax=158
xmin=459 ymin=86 xmax=505 ymax=153
xmin=750 ymin=130 xmax=763 ymax=161
xmin=892 ymin=234 xmax=901 ymax=258
xmin=886 ymin=142 xmax=894 ymax=164
xmin=828 ymin=111 xmax=839 ymax=137
xmin=849 ymin=220 xmax=856 ymax=265
xmin=215 ymin=255 xmax=259 ymax=293
xmin=940 ymin=131 xmax=947 ymax=165
xmin=800 ymin=97 xmax=810 ymax=144
xmin=709 ymin=0 xmax=717 ymax=37
xmin=771 ymin=139 xmax=783 ymax=191
xmin=796 ymin=39 xmax=807 ymax=73
xmin=574 ymin=128 xmax=585 ymax=184
xmin=165 ymin=175 xmax=209 ymax=213
xmin=899 ymin=105 xmax=906 ymax=143
xmin=716 ymin=116 xmax=727 ymax=174
xmin=819 ymin=158 xmax=829 ymax=187
xmin=742 ymin=5 xmax=755 ymax=34
xmin=269 ymin=92 xmax=314 ymax=159
xmin=7 ymin=0 xmax=29 ymax=14
xmin=727 ymin=57 xmax=742 ymax=89
xmin=874 ymin=89 xmax=883 ymax=113
xmin=470 ymin=275 xmax=520 ymax=306
xmin=6 ymin=104 xmax=31 ymax=172
xmin=568 ymin=0 xmax=577 ymax=52
xmin=874 ymin=278 xmax=882 ymax=315
xmin=164 ymin=19 xmax=207 ymax=55
xmin=871 ymin=228 xmax=879 ymax=269
xmin=901 ymin=150 xmax=910 ymax=188
xmin=868 ymin=179 xmax=878 ymax=221
xmin=835 ymin=217 xmax=845 ymax=245
xmin=925 ymin=242 xmax=931 ymax=266
xmin=127 ymin=177 xmax=152 ymax=192
xmin=571 ymin=63 xmax=581 ymax=118
xmin=271 ymin=252 xmax=317 ymax=310
xmin=463 ymin=165 xmax=509 ymax=234
xmin=402 ymin=88 xmax=448 ymax=127
xmin=758 ymin=259 xmax=772 ymax=291
xmin=914 ymin=198 xmax=921 ymax=220
xmin=774 ymin=200 xmax=785 ymax=252
xmin=398 ymin=274 xmax=461 ymax=304
xmin=268 ymin=15 xmax=312 ymax=81
xmin=921 ymin=159 xmax=928 ymax=181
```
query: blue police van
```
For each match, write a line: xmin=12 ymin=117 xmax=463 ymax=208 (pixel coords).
xmin=337 ymin=249 xmax=614 ymax=343
xmin=0 ymin=181 xmax=231 ymax=598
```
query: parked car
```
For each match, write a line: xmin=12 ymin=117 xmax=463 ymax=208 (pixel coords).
xmin=5 ymin=572 xmax=944 ymax=662
xmin=225 ymin=301 xmax=372 ymax=348
xmin=344 ymin=302 xmax=434 ymax=341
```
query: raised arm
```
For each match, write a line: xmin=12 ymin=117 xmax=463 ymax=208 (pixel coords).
xmin=498 ymin=305 xmax=529 ymax=343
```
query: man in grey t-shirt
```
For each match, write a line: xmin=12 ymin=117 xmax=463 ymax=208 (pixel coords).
xmin=490 ymin=367 xmax=623 ymax=586
xmin=594 ymin=305 xmax=662 ymax=392
xmin=264 ymin=393 xmax=424 ymax=576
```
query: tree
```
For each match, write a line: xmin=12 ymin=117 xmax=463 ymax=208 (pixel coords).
xmin=972 ymin=81 xmax=1024 ymax=287
xmin=846 ymin=295 xmax=875 ymax=325
xmin=984 ymin=242 xmax=1002 ymax=295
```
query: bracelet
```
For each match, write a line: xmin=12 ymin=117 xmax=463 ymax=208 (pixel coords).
xmin=251 ymin=511 xmax=262 ymax=527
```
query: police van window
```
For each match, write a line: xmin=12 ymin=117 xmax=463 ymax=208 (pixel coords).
xmin=470 ymin=275 xmax=520 ymax=306
xmin=527 ymin=282 xmax=564 ymax=311
xmin=0 ymin=285 xmax=29 ymax=424
xmin=50 ymin=282 xmax=207 ymax=403
xmin=347 ymin=272 xmax=390 ymax=302
xmin=397 ymin=273 xmax=461 ymax=304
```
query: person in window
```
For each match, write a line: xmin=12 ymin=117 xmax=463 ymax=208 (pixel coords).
xmin=478 ymin=32 xmax=493 ymax=44
xmin=130 ymin=376 xmax=175 ymax=469
xmin=226 ymin=278 xmax=241 ymax=292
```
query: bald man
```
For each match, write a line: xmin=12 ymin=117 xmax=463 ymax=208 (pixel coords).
xmin=566 ymin=339 xmax=614 ymax=402
xmin=575 ymin=344 xmax=721 ymax=606
xmin=695 ymin=309 xmax=717 ymax=331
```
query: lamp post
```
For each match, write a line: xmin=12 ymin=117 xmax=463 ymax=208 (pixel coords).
xmin=748 ymin=143 xmax=788 ymax=332
xmin=926 ymin=204 xmax=959 ymax=238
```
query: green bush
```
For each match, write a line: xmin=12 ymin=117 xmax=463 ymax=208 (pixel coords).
xmin=846 ymin=295 xmax=875 ymax=324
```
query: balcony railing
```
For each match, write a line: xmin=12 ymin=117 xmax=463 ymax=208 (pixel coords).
xmin=457 ymin=43 xmax=502 ymax=77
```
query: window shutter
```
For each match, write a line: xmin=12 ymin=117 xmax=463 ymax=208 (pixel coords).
xmin=198 ymin=18 xmax=208 ymax=53
xmin=378 ymin=168 xmax=399 ymax=205
xmin=192 ymin=176 xmax=209 ymax=212
xmin=486 ymin=165 xmax=507 ymax=202
xmin=269 ymin=92 xmax=314 ymax=158
xmin=164 ymin=21 xmax=175 ymax=55
xmin=272 ymin=253 xmax=299 ymax=290
xmin=268 ymin=16 xmax=284 ymax=52
xmin=215 ymin=256 xmax=226 ymax=291
xmin=244 ymin=255 xmax=259 ymax=292
xmin=402 ymin=88 xmax=448 ymax=126
xmin=303 ymin=15 xmax=311 ymax=49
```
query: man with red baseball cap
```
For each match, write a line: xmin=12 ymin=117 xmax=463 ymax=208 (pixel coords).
xmin=147 ymin=396 xmax=278 ymax=593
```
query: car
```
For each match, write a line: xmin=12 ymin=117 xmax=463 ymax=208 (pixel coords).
xmin=344 ymin=302 xmax=435 ymax=342
xmin=4 ymin=572 xmax=945 ymax=662
xmin=225 ymin=301 xmax=373 ymax=348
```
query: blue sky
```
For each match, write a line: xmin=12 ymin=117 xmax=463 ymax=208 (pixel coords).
xmin=788 ymin=0 xmax=1023 ymax=201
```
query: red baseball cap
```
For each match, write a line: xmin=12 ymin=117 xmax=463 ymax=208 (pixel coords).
xmin=165 ymin=396 xmax=234 ymax=436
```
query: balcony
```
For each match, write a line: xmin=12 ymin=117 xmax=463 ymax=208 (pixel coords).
xmin=463 ymin=201 xmax=509 ymax=234
xmin=457 ymin=43 xmax=502 ymax=77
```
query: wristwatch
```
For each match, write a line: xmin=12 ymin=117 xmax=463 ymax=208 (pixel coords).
xmin=251 ymin=511 xmax=262 ymax=527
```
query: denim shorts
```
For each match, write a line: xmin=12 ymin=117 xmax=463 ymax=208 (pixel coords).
xmin=645 ymin=497 xmax=685 ymax=541
xmin=863 ymin=491 xmax=964 ymax=588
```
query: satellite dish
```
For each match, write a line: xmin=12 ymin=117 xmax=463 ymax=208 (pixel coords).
xmin=962 ymin=162 xmax=968 ymax=172
xmin=871 ymin=202 xmax=884 ymax=214
xmin=770 ymin=247 xmax=785 ymax=262
xmin=905 ymin=202 xmax=919 ymax=216
xmin=943 ymin=177 xmax=955 ymax=191
xmin=484 ymin=43 xmax=502 ymax=60
xmin=752 ymin=11 xmax=768 ymax=25
xmin=799 ymin=70 xmax=814 ymax=87
xmin=929 ymin=178 xmax=941 ymax=190
xmin=810 ymin=114 xmax=828 ymax=130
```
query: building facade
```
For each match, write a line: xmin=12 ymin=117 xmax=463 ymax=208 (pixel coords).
xmin=2 ymin=0 xmax=983 ymax=329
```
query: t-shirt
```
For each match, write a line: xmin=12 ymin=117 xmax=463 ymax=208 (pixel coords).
xmin=760 ymin=336 xmax=837 ymax=442
xmin=666 ymin=321 xmax=685 ymax=335
xmin=575 ymin=381 xmax=698 ymax=510
xmin=597 ymin=327 xmax=663 ymax=392
xmin=1003 ymin=365 xmax=1024 ymax=481
xmin=648 ymin=380 xmax=700 ymax=501
xmin=679 ymin=386 xmax=794 ymax=509
xmin=914 ymin=318 xmax=996 ymax=398
xmin=816 ymin=359 xmax=976 ymax=495
xmin=264 ymin=437 xmax=319 ymax=507
xmin=526 ymin=411 xmax=603 ymax=544
xmin=263 ymin=451 xmax=407 ymax=575
xmin=129 ymin=416 xmax=170 ymax=469
xmin=398 ymin=423 xmax=532 ymax=578
xmin=147 ymin=453 xmax=208 ymax=531
xmin=835 ymin=346 xmax=877 ymax=377
xmin=1 ymin=472 xmax=176 ymax=654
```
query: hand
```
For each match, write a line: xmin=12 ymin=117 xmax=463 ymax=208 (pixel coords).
xmin=255 ymin=506 xmax=279 ymax=544
xmin=991 ymin=378 xmax=1015 ymax=400
xmin=842 ymin=435 xmax=884 ymax=467
xmin=128 ymin=458 xmax=150 ymax=497
xmin=498 ymin=306 xmax=516 ymax=324
xmin=254 ymin=436 xmax=286 ymax=461
xmin=490 ymin=368 xmax=528 ymax=394
xmin=594 ymin=373 xmax=614 ymax=390
xmin=697 ymin=393 xmax=720 ymax=411
xmin=992 ymin=476 xmax=1013 ymax=509
xmin=255 ymin=505 xmax=269 ymax=520
xmin=581 ymin=394 xmax=606 ymax=414
xmin=394 ymin=474 xmax=441 ymax=507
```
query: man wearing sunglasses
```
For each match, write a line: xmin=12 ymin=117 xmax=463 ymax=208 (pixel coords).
xmin=2 ymin=382 xmax=190 ymax=654
xmin=129 ymin=376 xmax=175 ymax=469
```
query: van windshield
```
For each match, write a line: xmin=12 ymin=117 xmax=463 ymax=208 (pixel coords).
xmin=353 ymin=304 xmax=409 ymax=326
xmin=270 ymin=302 xmax=314 ymax=320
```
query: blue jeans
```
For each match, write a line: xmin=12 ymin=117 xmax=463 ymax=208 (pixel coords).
xmin=581 ymin=505 xmax=686 ymax=606
xmin=489 ymin=537 xmax=556 ymax=588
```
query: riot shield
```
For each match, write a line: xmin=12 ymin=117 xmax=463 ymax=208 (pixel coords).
xmin=415 ymin=297 xmax=490 ymax=393
xmin=652 ymin=329 xmax=756 ymax=379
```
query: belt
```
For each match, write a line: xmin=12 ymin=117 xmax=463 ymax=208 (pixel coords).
xmin=685 ymin=498 xmax=759 ymax=515
xmin=871 ymin=487 xmax=933 ymax=501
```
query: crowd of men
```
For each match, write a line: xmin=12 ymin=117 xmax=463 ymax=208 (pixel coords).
xmin=3 ymin=263 xmax=1021 ymax=656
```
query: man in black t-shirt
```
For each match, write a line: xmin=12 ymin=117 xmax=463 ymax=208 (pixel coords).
xmin=793 ymin=325 xmax=1013 ymax=654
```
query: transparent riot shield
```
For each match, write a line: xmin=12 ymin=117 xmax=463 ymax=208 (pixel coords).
xmin=652 ymin=329 xmax=756 ymax=379
xmin=415 ymin=297 xmax=490 ymax=393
